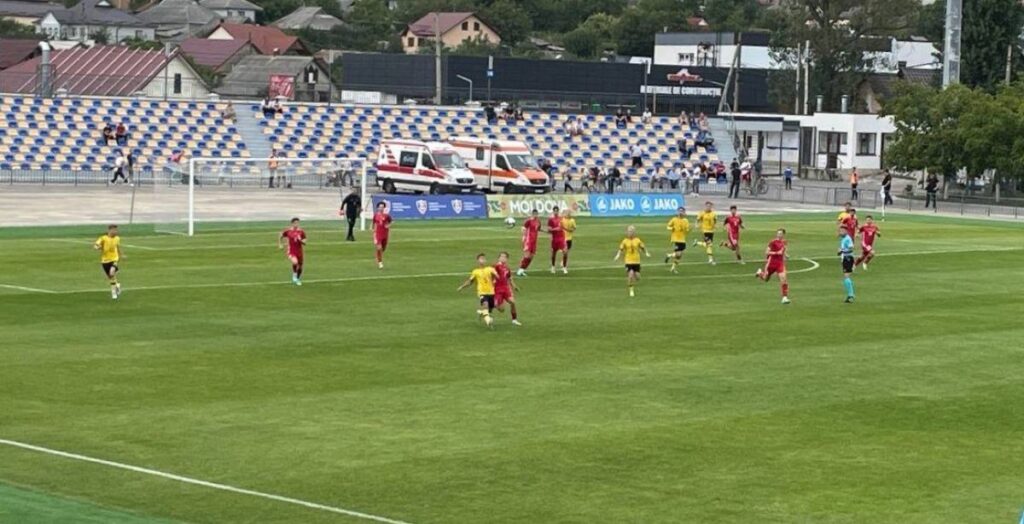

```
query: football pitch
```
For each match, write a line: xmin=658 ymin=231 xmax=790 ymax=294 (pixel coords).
xmin=1 ymin=212 xmax=1023 ymax=524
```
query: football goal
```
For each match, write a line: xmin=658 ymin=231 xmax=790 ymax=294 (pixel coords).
xmin=151 ymin=156 xmax=371 ymax=236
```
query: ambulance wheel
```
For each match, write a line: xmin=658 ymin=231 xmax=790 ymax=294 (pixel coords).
xmin=429 ymin=183 xmax=441 ymax=195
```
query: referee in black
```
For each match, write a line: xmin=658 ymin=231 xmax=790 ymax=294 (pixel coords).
xmin=340 ymin=188 xmax=362 ymax=241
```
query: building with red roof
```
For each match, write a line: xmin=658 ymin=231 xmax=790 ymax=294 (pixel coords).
xmin=207 ymin=22 xmax=310 ymax=56
xmin=400 ymin=12 xmax=500 ymax=54
xmin=179 ymin=37 xmax=255 ymax=72
xmin=0 ymin=38 xmax=43 ymax=71
xmin=0 ymin=45 xmax=209 ymax=98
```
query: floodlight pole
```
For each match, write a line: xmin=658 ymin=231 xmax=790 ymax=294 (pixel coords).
xmin=434 ymin=13 xmax=442 ymax=104
xmin=942 ymin=0 xmax=962 ymax=87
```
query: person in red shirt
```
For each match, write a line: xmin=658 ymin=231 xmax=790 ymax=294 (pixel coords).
xmin=547 ymin=205 xmax=569 ymax=274
xmin=721 ymin=205 xmax=745 ymax=263
xmin=493 ymin=251 xmax=522 ymax=326
xmin=278 ymin=217 xmax=307 ymax=286
xmin=517 ymin=208 xmax=541 ymax=277
xmin=755 ymin=228 xmax=790 ymax=304
xmin=372 ymin=201 xmax=392 ymax=269
xmin=855 ymin=215 xmax=881 ymax=270
xmin=841 ymin=208 xmax=858 ymax=240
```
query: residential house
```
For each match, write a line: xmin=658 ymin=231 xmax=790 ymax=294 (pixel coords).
xmin=0 ymin=45 xmax=209 ymax=97
xmin=858 ymin=67 xmax=940 ymax=114
xmin=179 ymin=37 xmax=255 ymax=72
xmin=0 ymin=0 xmax=153 ymax=42
xmin=400 ymin=12 xmax=500 ymax=54
xmin=0 ymin=37 xmax=42 ymax=71
xmin=136 ymin=0 xmax=218 ymax=43
xmin=198 ymin=0 xmax=261 ymax=23
xmin=217 ymin=54 xmax=332 ymax=101
xmin=207 ymin=22 xmax=310 ymax=55
xmin=273 ymin=6 xmax=343 ymax=31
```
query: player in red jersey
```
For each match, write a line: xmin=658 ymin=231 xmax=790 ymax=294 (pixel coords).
xmin=547 ymin=205 xmax=569 ymax=275
xmin=720 ymin=205 xmax=745 ymax=263
xmin=372 ymin=201 xmax=392 ymax=269
xmin=841 ymin=208 xmax=858 ymax=240
xmin=517 ymin=208 xmax=541 ymax=277
xmin=755 ymin=228 xmax=791 ymax=304
xmin=855 ymin=215 xmax=881 ymax=270
xmin=493 ymin=251 xmax=522 ymax=326
xmin=278 ymin=217 xmax=307 ymax=286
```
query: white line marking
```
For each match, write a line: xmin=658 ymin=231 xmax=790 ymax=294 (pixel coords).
xmin=566 ymin=257 xmax=821 ymax=280
xmin=1 ymin=247 xmax=1018 ymax=296
xmin=45 ymin=238 xmax=158 ymax=251
xmin=0 ymin=438 xmax=414 ymax=524
xmin=0 ymin=284 xmax=57 ymax=294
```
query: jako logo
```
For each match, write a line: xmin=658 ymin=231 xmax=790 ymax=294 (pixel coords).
xmin=640 ymin=197 xmax=653 ymax=213
xmin=595 ymin=197 xmax=608 ymax=213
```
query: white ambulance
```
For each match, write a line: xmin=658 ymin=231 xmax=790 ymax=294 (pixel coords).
xmin=375 ymin=140 xmax=478 ymax=194
xmin=448 ymin=137 xmax=550 ymax=194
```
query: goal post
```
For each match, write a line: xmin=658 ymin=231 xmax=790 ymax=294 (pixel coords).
xmin=152 ymin=156 xmax=371 ymax=236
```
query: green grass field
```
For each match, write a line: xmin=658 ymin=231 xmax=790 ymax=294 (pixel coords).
xmin=1 ymin=212 xmax=1023 ymax=524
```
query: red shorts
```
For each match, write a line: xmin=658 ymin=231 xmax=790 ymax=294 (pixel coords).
xmin=288 ymin=252 xmax=303 ymax=264
xmin=764 ymin=261 xmax=786 ymax=278
xmin=495 ymin=287 xmax=513 ymax=307
xmin=523 ymin=239 xmax=537 ymax=254
xmin=551 ymin=238 xmax=567 ymax=251
xmin=861 ymin=243 xmax=874 ymax=253
xmin=375 ymin=236 xmax=389 ymax=250
xmin=726 ymin=230 xmax=740 ymax=247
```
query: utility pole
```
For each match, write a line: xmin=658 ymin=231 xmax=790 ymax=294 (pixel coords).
xmin=802 ymin=40 xmax=810 ymax=114
xmin=1006 ymin=43 xmax=1013 ymax=86
xmin=434 ymin=13 xmax=442 ymax=105
xmin=794 ymin=51 xmax=801 ymax=114
xmin=733 ymin=33 xmax=741 ymax=113
xmin=942 ymin=0 xmax=962 ymax=87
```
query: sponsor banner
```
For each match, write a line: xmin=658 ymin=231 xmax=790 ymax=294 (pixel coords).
xmin=269 ymin=75 xmax=295 ymax=99
xmin=372 ymin=195 xmax=487 ymax=220
xmin=588 ymin=193 xmax=687 ymax=217
xmin=486 ymin=194 xmax=591 ymax=218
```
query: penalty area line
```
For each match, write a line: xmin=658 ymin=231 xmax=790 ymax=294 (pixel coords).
xmin=0 ymin=438 xmax=414 ymax=524
xmin=0 ymin=283 xmax=57 ymax=294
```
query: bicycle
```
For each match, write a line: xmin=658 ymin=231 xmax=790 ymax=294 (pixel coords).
xmin=745 ymin=173 xmax=769 ymax=196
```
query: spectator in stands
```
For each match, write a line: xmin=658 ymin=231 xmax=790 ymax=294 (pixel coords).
xmin=606 ymin=164 xmax=622 ymax=194
xmin=115 ymin=121 xmax=129 ymax=146
xmin=562 ymin=167 xmax=575 ymax=193
xmin=110 ymin=150 xmax=128 ymax=185
xmin=682 ymin=164 xmax=694 ymax=193
xmin=485 ymin=104 xmax=497 ymax=124
xmin=625 ymin=109 xmax=634 ymax=124
xmin=729 ymin=160 xmax=742 ymax=198
xmin=850 ymin=167 xmax=860 ymax=200
xmin=649 ymin=167 xmax=662 ymax=190
xmin=696 ymin=129 xmax=714 ymax=148
xmin=261 ymin=97 xmax=274 ymax=119
xmin=667 ymin=165 xmax=681 ymax=190
xmin=514 ymin=105 xmax=525 ymax=122
xmin=272 ymin=99 xmax=284 ymax=117
xmin=584 ymin=166 xmax=600 ymax=192
xmin=102 ymin=123 xmax=115 ymax=146
xmin=340 ymin=188 xmax=362 ymax=241
xmin=615 ymin=108 xmax=627 ymax=129
xmin=678 ymin=111 xmax=689 ymax=128
xmin=630 ymin=142 xmax=645 ymax=169
xmin=881 ymin=169 xmax=893 ymax=205
xmin=715 ymin=162 xmax=727 ymax=184
xmin=125 ymin=150 xmax=135 ymax=185
xmin=925 ymin=173 xmax=939 ymax=209
xmin=223 ymin=101 xmax=236 ymax=121
xmin=784 ymin=166 xmax=794 ymax=190
xmin=642 ymin=107 xmax=653 ymax=125
xmin=698 ymin=112 xmax=709 ymax=130
xmin=268 ymin=149 xmax=279 ymax=188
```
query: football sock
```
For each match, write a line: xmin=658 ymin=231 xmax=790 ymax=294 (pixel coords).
xmin=562 ymin=253 xmax=568 ymax=267
xmin=296 ymin=265 xmax=303 ymax=279
xmin=843 ymin=277 xmax=854 ymax=297
xmin=375 ymin=250 xmax=382 ymax=263
xmin=521 ymin=257 xmax=533 ymax=270
xmin=510 ymin=304 xmax=518 ymax=320
xmin=781 ymin=283 xmax=789 ymax=297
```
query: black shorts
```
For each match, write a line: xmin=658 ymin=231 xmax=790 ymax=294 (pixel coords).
xmin=625 ymin=264 xmax=641 ymax=273
xmin=566 ymin=240 xmax=573 ymax=250
xmin=101 ymin=262 xmax=118 ymax=275
xmin=841 ymin=255 xmax=854 ymax=273
xmin=479 ymin=294 xmax=495 ymax=311
xmin=674 ymin=242 xmax=687 ymax=252
xmin=703 ymin=232 xmax=714 ymax=243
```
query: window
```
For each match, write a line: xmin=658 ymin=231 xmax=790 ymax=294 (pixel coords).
xmin=407 ymin=37 xmax=415 ymax=47
xmin=818 ymin=131 xmax=847 ymax=154
xmin=474 ymin=21 xmax=480 ymax=31
xmin=305 ymin=66 xmax=318 ymax=84
xmin=475 ymin=147 xmax=484 ymax=161
xmin=857 ymin=133 xmax=877 ymax=156
xmin=496 ymin=155 xmax=510 ymax=170
xmin=135 ymin=29 xmax=142 ymax=38
xmin=461 ymin=21 xmax=468 ymax=30
xmin=399 ymin=151 xmax=418 ymax=168
xmin=421 ymin=155 xmax=435 ymax=169
xmin=173 ymin=73 xmax=182 ymax=94
xmin=677 ymin=53 xmax=695 ymax=64
xmin=68 ymin=27 xmax=76 ymax=37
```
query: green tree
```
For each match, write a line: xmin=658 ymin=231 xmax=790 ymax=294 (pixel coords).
xmin=519 ymin=0 xmax=628 ymax=33
xmin=883 ymin=83 xmax=975 ymax=184
xmin=702 ymin=0 xmax=761 ymax=32
xmin=0 ymin=19 xmax=36 ymax=38
xmin=346 ymin=0 xmax=397 ymax=51
xmin=615 ymin=0 xmax=698 ymax=57
xmin=479 ymin=0 xmax=531 ymax=45
xmin=449 ymin=35 xmax=504 ymax=56
xmin=121 ymin=37 xmax=163 ymax=51
xmin=562 ymin=26 xmax=602 ymax=59
xmin=961 ymin=0 xmax=1024 ymax=91
xmin=90 ymin=28 xmax=110 ymax=45
xmin=765 ymin=0 xmax=918 ymax=112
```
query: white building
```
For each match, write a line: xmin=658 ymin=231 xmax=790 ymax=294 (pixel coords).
xmin=198 ymin=0 xmax=263 ymax=23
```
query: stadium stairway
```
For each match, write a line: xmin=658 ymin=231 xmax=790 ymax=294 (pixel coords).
xmin=234 ymin=110 xmax=272 ymax=159
xmin=707 ymin=118 xmax=740 ymax=165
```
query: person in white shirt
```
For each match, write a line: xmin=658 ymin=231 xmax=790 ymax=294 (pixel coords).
xmin=642 ymin=107 xmax=653 ymax=125
xmin=110 ymin=151 xmax=128 ymax=185
xmin=630 ymin=143 xmax=645 ymax=169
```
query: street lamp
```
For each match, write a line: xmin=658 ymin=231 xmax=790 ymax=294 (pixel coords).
xmin=456 ymin=75 xmax=474 ymax=103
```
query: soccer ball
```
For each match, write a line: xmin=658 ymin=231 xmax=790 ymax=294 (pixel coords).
xmin=504 ymin=216 xmax=517 ymax=228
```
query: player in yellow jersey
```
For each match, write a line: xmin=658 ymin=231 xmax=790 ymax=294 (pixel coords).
xmin=457 ymin=253 xmax=499 ymax=327
xmin=663 ymin=206 xmax=690 ymax=273
xmin=695 ymin=201 xmax=717 ymax=265
xmin=613 ymin=225 xmax=650 ymax=297
xmin=838 ymin=201 xmax=853 ymax=224
xmin=561 ymin=209 xmax=577 ymax=271
xmin=93 ymin=224 xmax=124 ymax=300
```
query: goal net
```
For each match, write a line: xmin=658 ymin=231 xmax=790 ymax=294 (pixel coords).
xmin=151 ymin=157 xmax=371 ymax=236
